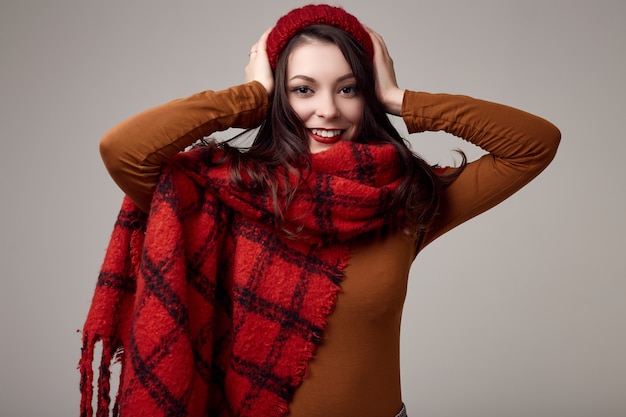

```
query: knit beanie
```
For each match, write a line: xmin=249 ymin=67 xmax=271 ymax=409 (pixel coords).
xmin=266 ymin=4 xmax=373 ymax=70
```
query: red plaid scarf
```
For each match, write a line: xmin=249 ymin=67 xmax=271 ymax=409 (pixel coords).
xmin=80 ymin=141 xmax=403 ymax=417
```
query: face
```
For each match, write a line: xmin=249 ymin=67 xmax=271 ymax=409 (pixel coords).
xmin=286 ymin=41 xmax=365 ymax=154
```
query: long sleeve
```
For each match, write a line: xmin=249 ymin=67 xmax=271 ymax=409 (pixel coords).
xmin=100 ymin=81 xmax=269 ymax=212
xmin=400 ymin=91 xmax=561 ymax=249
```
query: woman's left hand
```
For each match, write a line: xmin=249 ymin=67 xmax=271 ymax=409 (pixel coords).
xmin=365 ymin=26 xmax=405 ymax=116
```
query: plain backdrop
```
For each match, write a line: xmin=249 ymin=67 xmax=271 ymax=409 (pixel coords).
xmin=1 ymin=1 xmax=624 ymax=416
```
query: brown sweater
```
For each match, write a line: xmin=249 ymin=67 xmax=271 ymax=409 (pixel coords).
xmin=100 ymin=81 xmax=560 ymax=417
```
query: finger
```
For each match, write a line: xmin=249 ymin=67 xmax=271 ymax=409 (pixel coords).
xmin=257 ymin=27 xmax=273 ymax=52
xmin=247 ymin=27 xmax=273 ymax=61
xmin=248 ymin=27 xmax=272 ymax=58
xmin=244 ymin=27 xmax=275 ymax=93
xmin=364 ymin=25 xmax=391 ymax=59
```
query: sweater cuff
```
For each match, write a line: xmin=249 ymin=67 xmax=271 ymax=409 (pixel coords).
xmin=400 ymin=90 xmax=431 ymax=134
xmin=223 ymin=81 xmax=269 ymax=129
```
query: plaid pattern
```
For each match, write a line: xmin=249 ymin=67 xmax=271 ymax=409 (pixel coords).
xmin=80 ymin=141 xmax=403 ymax=417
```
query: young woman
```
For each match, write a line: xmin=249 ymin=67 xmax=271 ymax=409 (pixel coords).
xmin=80 ymin=5 xmax=560 ymax=417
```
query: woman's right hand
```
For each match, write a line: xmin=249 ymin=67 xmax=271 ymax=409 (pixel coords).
xmin=245 ymin=28 xmax=274 ymax=96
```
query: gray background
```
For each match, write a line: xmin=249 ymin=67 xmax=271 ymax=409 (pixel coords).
xmin=1 ymin=1 xmax=624 ymax=416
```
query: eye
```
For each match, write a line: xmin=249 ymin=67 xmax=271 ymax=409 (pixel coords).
xmin=290 ymin=86 xmax=312 ymax=95
xmin=338 ymin=86 xmax=358 ymax=96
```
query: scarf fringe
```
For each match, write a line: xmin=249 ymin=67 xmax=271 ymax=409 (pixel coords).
xmin=79 ymin=334 xmax=95 ymax=417
xmin=80 ymin=334 xmax=120 ymax=417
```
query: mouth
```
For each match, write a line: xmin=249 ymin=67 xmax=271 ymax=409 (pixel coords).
xmin=308 ymin=128 xmax=344 ymax=144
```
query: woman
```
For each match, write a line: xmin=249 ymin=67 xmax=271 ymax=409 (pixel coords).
xmin=80 ymin=4 xmax=560 ymax=417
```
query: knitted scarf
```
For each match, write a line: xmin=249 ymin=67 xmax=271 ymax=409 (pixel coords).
xmin=80 ymin=141 xmax=403 ymax=417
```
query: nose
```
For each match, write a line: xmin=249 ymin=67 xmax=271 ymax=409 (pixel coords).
xmin=315 ymin=92 xmax=340 ymax=119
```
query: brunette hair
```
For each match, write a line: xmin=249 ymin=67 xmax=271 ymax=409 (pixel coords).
xmin=217 ymin=25 xmax=464 ymax=237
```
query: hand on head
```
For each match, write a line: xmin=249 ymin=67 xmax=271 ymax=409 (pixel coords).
xmin=364 ymin=25 xmax=405 ymax=116
xmin=245 ymin=27 xmax=274 ymax=96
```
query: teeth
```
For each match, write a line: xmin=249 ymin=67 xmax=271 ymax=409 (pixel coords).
xmin=311 ymin=129 xmax=342 ymax=138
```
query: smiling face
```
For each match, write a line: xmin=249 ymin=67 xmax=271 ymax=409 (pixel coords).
xmin=286 ymin=41 xmax=365 ymax=154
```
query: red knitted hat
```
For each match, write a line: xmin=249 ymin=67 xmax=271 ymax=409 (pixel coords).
xmin=266 ymin=4 xmax=373 ymax=70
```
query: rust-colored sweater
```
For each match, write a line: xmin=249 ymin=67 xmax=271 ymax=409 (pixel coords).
xmin=100 ymin=81 xmax=560 ymax=417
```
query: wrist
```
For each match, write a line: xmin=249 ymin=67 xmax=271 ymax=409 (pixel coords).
xmin=384 ymin=88 xmax=405 ymax=116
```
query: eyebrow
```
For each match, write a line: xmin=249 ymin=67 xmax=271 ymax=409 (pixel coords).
xmin=289 ymin=73 xmax=356 ymax=83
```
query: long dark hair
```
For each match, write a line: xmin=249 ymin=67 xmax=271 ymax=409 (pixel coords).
xmin=217 ymin=25 xmax=464 ymax=237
